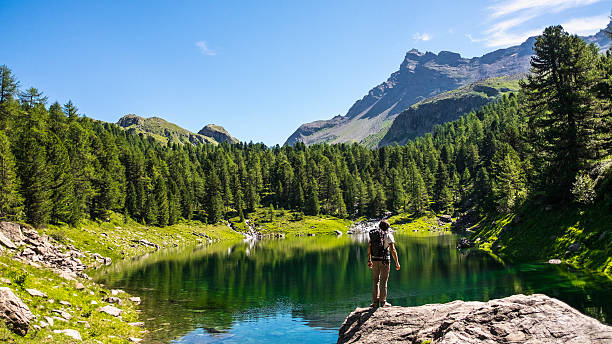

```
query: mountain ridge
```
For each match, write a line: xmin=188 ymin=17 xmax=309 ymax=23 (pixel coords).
xmin=285 ymin=22 xmax=612 ymax=147
xmin=116 ymin=114 xmax=239 ymax=146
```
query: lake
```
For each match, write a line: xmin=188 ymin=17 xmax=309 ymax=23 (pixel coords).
xmin=96 ymin=234 xmax=612 ymax=343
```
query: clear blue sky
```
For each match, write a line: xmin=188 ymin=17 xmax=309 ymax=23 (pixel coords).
xmin=1 ymin=0 xmax=610 ymax=145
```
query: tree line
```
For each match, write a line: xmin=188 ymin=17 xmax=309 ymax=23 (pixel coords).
xmin=0 ymin=25 xmax=610 ymax=228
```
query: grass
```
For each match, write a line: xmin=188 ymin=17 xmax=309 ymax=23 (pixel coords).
xmin=388 ymin=212 xmax=452 ymax=236
xmin=0 ymin=254 xmax=141 ymax=343
xmin=42 ymin=212 xmax=244 ymax=263
xmin=229 ymin=208 xmax=352 ymax=237
xmin=472 ymin=200 xmax=612 ymax=279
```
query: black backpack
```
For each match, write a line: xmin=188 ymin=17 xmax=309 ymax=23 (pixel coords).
xmin=369 ymin=228 xmax=389 ymax=261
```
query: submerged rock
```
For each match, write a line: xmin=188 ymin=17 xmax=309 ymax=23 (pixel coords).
xmin=338 ymin=294 xmax=612 ymax=344
xmin=0 ymin=287 xmax=35 ymax=336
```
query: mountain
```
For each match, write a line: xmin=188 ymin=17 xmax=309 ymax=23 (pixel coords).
xmin=198 ymin=124 xmax=240 ymax=144
xmin=117 ymin=115 xmax=238 ymax=145
xmin=375 ymin=75 xmax=522 ymax=147
xmin=285 ymin=22 xmax=612 ymax=147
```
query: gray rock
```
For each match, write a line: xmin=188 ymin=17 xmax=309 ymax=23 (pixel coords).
xmin=128 ymin=322 xmax=145 ymax=327
xmin=0 ymin=277 xmax=11 ymax=285
xmin=334 ymin=230 xmax=343 ymax=236
xmin=0 ymin=232 xmax=16 ymax=249
xmin=111 ymin=289 xmax=124 ymax=296
xmin=0 ymin=287 xmax=35 ymax=336
xmin=26 ymin=288 xmax=47 ymax=298
xmin=53 ymin=329 xmax=82 ymax=341
xmin=548 ymin=259 xmax=562 ymax=264
xmin=104 ymin=296 xmax=122 ymax=305
xmin=99 ymin=305 xmax=123 ymax=317
xmin=52 ymin=309 xmax=72 ymax=320
xmin=129 ymin=338 xmax=143 ymax=343
xmin=0 ymin=222 xmax=23 ymax=243
xmin=75 ymin=282 xmax=85 ymax=290
xmin=338 ymin=294 xmax=612 ymax=344
xmin=129 ymin=296 xmax=141 ymax=305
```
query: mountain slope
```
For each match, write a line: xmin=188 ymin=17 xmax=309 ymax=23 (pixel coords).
xmin=377 ymin=75 xmax=522 ymax=147
xmin=198 ymin=124 xmax=240 ymax=144
xmin=285 ymin=23 xmax=611 ymax=147
xmin=117 ymin=115 xmax=238 ymax=145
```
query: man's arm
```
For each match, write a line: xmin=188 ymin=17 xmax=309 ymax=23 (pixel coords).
xmin=367 ymin=242 xmax=373 ymax=268
xmin=389 ymin=243 xmax=400 ymax=271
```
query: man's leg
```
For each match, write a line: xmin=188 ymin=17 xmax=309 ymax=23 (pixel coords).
xmin=371 ymin=261 xmax=381 ymax=304
xmin=379 ymin=261 xmax=390 ymax=303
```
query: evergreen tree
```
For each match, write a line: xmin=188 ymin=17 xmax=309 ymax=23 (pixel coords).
xmin=0 ymin=130 xmax=23 ymax=220
xmin=521 ymin=25 xmax=600 ymax=202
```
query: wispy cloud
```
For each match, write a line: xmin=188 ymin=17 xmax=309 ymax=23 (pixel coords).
xmin=489 ymin=0 xmax=603 ymax=18
xmin=413 ymin=32 xmax=432 ymax=41
xmin=561 ymin=14 xmax=610 ymax=35
xmin=470 ymin=0 xmax=607 ymax=47
xmin=195 ymin=41 xmax=216 ymax=56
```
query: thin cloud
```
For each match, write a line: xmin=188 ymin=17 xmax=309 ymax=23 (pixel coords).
xmin=561 ymin=14 xmax=610 ymax=35
xmin=477 ymin=0 xmax=606 ymax=47
xmin=413 ymin=32 xmax=432 ymax=41
xmin=489 ymin=0 xmax=603 ymax=18
xmin=195 ymin=41 xmax=216 ymax=56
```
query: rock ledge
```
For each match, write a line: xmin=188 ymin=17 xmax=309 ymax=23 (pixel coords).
xmin=338 ymin=294 xmax=612 ymax=344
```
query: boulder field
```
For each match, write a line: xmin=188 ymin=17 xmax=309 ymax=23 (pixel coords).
xmin=338 ymin=294 xmax=612 ymax=344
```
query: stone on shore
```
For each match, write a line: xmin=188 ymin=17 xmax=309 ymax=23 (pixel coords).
xmin=0 ymin=287 xmax=35 ymax=336
xmin=337 ymin=294 xmax=612 ymax=344
xmin=99 ymin=305 xmax=123 ymax=317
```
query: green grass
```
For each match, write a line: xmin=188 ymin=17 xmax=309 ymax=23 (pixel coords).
xmin=388 ymin=212 xmax=452 ymax=236
xmin=472 ymin=201 xmax=612 ymax=279
xmin=42 ymin=212 xmax=244 ymax=263
xmin=0 ymin=254 xmax=141 ymax=343
xmin=229 ymin=208 xmax=351 ymax=236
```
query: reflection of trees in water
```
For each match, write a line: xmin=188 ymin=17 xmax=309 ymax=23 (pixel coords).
xmin=97 ymin=235 xmax=612 ymax=343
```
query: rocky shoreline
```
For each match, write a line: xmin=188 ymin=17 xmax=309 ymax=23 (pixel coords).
xmin=338 ymin=294 xmax=612 ymax=344
xmin=0 ymin=221 xmax=143 ymax=342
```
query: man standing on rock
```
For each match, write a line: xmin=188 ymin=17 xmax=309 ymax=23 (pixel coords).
xmin=367 ymin=220 xmax=400 ymax=307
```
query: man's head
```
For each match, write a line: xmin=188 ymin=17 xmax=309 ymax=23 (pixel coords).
xmin=379 ymin=220 xmax=390 ymax=231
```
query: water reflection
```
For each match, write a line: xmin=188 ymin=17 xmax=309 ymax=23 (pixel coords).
xmin=96 ymin=234 xmax=612 ymax=343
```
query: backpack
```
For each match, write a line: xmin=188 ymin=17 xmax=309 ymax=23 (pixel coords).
xmin=369 ymin=228 xmax=389 ymax=261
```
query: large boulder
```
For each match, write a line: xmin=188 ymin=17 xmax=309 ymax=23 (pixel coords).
xmin=0 ymin=287 xmax=35 ymax=336
xmin=338 ymin=294 xmax=612 ymax=344
xmin=0 ymin=222 xmax=23 ymax=243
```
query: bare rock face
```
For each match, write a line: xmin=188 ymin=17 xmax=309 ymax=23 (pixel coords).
xmin=0 ymin=287 xmax=35 ymax=336
xmin=338 ymin=294 xmax=612 ymax=344
xmin=0 ymin=221 xmax=23 ymax=243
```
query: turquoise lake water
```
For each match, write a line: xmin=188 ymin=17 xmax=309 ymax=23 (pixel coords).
xmin=96 ymin=234 xmax=612 ymax=343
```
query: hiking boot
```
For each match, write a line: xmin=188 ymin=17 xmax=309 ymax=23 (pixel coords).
xmin=369 ymin=302 xmax=379 ymax=308
xmin=381 ymin=301 xmax=392 ymax=307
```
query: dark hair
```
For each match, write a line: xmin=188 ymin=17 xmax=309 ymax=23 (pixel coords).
xmin=379 ymin=220 xmax=390 ymax=231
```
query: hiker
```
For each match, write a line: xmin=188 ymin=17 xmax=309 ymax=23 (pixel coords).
xmin=367 ymin=219 xmax=400 ymax=307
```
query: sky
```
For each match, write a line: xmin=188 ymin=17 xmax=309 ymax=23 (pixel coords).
xmin=1 ymin=0 xmax=610 ymax=145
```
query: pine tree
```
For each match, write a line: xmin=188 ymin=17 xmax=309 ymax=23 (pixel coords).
xmin=521 ymin=25 xmax=600 ymax=202
xmin=0 ymin=130 xmax=23 ymax=220
xmin=206 ymin=170 xmax=224 ymax=224
xmin=304 ymin=177 xmax=319 ymax=216
xmin=46 ymin=133 xmax=76 ymax=224
xmin=490 ymin=143 xmax=527 ymax=212
xmin=0 ymin=65 xmax=19 ymax=104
